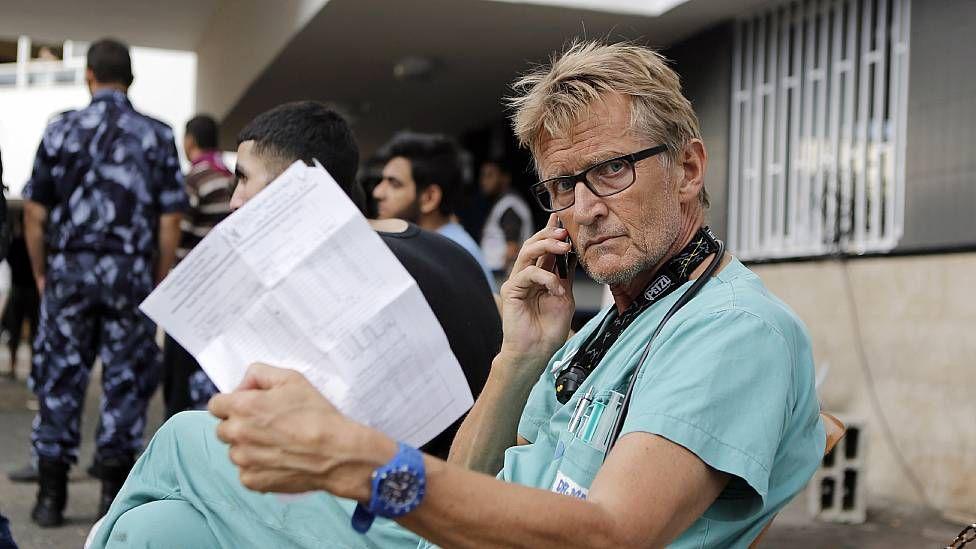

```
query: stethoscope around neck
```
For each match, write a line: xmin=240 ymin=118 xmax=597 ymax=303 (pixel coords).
xmin=602 ymin=239 xmax=726 ymax=460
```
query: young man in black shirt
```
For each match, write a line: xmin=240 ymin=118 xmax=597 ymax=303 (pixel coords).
xmin=226 ymin=100 xmax=501 ymax=458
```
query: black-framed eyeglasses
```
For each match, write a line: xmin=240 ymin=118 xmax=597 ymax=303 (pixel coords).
xmin=530 ymin=144 xmax=668 ymax=212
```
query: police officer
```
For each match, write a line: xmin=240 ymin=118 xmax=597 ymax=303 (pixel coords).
xmin=22 ymin=38 xmax=187 ymax=527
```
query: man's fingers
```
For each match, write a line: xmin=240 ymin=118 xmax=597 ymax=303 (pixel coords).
xmin=229 ymin=443 xmax=326 ymax=473
xmin=209 ymin=388 xmax=262 ymax=419
xmin=228 ymin=443 xmax=286 ymax=469
xmin=517 ymin=238 xmax=572 ymax=273
xmin=216 ymin=415 xmax=284 ymax=445
xmin=215 ymin=416 xmax=245 ymax=444
xmin=505 ymin=265 xmax=566 ymax=298
xmin=238 ymin=467 xmax=307 ymax=494
xmin=511 ymin=225 xmax=569 ymax=273
xmin=209 ymin=392 xmax=234 ymax=419
xmin=236 ymin=362 xmax=298 ymax=391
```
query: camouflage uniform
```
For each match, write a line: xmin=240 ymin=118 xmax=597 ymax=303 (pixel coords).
xmin=23 ymin=89 xmax=187 ymax=464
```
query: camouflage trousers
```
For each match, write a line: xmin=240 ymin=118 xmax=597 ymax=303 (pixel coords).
xmin=30 ymin=252 xmax=161 ymax=464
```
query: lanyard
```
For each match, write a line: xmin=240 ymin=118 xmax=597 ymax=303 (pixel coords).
xmin=554 ymin=226 xmax=721 ymax=403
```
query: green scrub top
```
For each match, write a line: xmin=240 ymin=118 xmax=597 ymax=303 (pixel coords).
xmin=502 ymin=258 xmax=825 ymax=548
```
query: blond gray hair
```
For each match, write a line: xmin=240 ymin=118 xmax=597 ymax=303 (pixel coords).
xmin=509 ymin=40 xmax=708 ymax=207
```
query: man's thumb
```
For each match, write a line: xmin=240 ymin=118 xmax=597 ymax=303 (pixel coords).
xmin=236 ymin=362 xmax=294 ymax=391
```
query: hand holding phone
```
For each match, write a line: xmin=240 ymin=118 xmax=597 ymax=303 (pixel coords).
xmin=556 ymin=219 xmax=572 ymax=279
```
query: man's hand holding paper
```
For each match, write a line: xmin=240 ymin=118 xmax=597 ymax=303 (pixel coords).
xmin=208 ymin=362 xmax=397 ymax=499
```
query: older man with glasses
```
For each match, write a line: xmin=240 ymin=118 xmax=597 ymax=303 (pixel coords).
xmin=531 ymin=144 xmax=669 ymax=212
xmin=90 ymin=41 xmax=825 ymax=549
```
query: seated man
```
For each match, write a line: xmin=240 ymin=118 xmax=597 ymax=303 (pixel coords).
xmin=92 ymin=42 xmax=824 ymax=549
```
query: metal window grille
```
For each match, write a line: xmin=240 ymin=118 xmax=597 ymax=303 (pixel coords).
xmin=728 ymin=0 xmax=911 ymax=260
xmin=0 ymin=37 xmax=86 ymax=89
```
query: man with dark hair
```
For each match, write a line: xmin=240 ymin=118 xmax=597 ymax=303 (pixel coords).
xmin=232 ymin=101 xmax=365 ymax=210
xmin=373 ymin=131 xmax=495 ymax=289
xmin=84 ymin=39 xmax=134 ymax=88
xmin=480 ymin=158 xmax=535 ymax=275
xmin=231 ymin=102 xmax=497 ymax=461
xmin=160 ymin=114 xmax=234 ymax=418
xmin=91 ymin=101 xmax=501 ymax=547
xmin=22 ymin=37 xmax=186 ymax=527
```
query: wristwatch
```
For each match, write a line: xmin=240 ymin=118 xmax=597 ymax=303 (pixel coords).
xmin=351 ymin=442 xmax=426 ymax=534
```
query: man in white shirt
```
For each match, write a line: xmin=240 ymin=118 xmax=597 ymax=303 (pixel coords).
xmin=479 ymin=158 xmax=534 ymax=275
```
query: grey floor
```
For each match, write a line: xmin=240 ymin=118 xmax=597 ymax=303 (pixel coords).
xmin=0 ymin=349 xmax=165 ymax=549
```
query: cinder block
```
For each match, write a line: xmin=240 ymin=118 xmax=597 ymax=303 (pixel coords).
xmin=808 ymin=417 xmax=867 ymax=524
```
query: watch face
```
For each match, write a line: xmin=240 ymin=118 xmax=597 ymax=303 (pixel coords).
xmin=378 ymin=467 xmax=421 ymax=510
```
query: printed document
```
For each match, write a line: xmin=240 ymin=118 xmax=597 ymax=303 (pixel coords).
xmin=141 ymin=161 xmax=473 ymax=448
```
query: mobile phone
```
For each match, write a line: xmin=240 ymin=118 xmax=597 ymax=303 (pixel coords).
xmin=556 ymin=219 xmax=571 ymax=278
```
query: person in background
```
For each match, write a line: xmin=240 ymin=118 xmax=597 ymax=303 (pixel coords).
xmin=479 ymin=157 xmax=534 ymax=277
xmin=0 ymin=144 xmax=19 ymax=549
xmin=22 ymin=38 xmax=187 ymax=527
xmin=3 ymin=210 xmax=44 ymax=487
xmin=1 ymin=213 xmax=39 ymax=378
xmin=161 ymin=114 xmax=233 ymax=418
xmin=372 ymin=132 xmax=496 ymax=291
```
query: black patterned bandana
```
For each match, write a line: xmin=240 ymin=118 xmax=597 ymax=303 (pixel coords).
xmin=554 ymin=226 xmax=721 ymax=403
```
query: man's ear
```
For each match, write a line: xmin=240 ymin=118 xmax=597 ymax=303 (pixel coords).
xmin=677 ymin=139 xmax=707 ymax=204
xmin=419 ymin=184 xmax=443 ymax=215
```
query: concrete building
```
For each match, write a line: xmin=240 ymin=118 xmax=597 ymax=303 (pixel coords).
xmin=670 ymin=0 xmax=976 ymax=520
xmin=0 ymin=38 xmax=196 ymax=195
xmin=1 ymin=0 xmax=972 ymax=520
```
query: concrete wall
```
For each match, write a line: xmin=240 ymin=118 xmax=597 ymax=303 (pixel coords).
xmin=194 ymin=0 xmax=327 ymax=123
xmin=665 ymin=23 xmax=733 ymax=241
xmin=899 ymin=0 xmax=976 ymax=251
xmin=751 ymin=253 xmax=976 ymax=516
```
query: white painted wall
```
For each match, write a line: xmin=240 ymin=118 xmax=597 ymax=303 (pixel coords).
xmin=752 ymin=253 xmax=976 ymax=516
xmin=0 ymin=47 xmax=197 ymax=197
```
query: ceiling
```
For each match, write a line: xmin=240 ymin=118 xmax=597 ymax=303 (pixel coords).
xmin=0 ymin=0 xmax=770 ymax=154
xmin=0 ymin=0 xmax=220 ymax=49
xmin=220 ymin=0 xmax=767 ymax=154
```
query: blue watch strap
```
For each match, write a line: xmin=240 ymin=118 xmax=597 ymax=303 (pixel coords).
xmin=351 ymin=442 xmax=426 ymax=534
xmin=351 ymin=503 xmax=375 ymax=534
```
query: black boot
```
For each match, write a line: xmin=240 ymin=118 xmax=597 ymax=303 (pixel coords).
xmin=97 ymin=455 xmax=135 ymax=518
xmin=31 ymin=459 xmax=68 ymax=527
xmin=86 ymin=458 xmax=104 ymax=480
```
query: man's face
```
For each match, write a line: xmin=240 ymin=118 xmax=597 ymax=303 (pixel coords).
xmin=479 ymin=162 xmax=509 ymax=197
xmin=230 ymin=140 xmax=280 ymax=209
xmin=372 ymin=156 xmax=421 ymax=221
xmin=538 ymin=93 xmax=681 ymax=286
xmin=182 ymin=134 xmax=195 ymax=162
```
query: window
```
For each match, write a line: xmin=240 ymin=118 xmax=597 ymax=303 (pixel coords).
xmin=728 ymin=0 xmax=911 ymax=260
